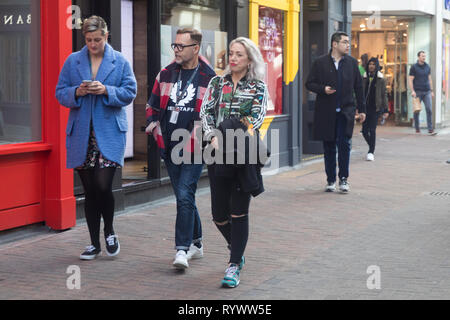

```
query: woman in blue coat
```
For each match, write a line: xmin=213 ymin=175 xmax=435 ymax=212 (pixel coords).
xmin=56 ymin=16 xmax=137 ymax=260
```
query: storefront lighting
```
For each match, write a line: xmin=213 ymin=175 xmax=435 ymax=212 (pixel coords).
xmin=360 ymin=23 xmax=366 ymax=28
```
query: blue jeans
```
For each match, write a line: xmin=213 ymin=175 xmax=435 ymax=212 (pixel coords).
xmin=165 ymin=159 xmax=204 ymax=251
xmin=413 ymin=91 xmax=433 ymax=131
xmin=323 ymin=112 xmax=352 ymax=183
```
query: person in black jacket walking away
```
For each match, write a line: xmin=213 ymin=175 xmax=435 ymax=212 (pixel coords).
xmin=200 ymin=37 xmax=268 ymax=288
xmin=362 ymin=57 xmax=389 ymax=161
xmin=306 ymin=31 xmax=366 ymax=193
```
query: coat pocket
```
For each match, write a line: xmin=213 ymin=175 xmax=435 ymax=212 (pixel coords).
xmin=115 ymin=114 xmax=128 ymax=132
xmin=66 ymin=118 xmax=75 ymax=136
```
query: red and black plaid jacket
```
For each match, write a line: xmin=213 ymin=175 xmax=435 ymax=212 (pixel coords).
xmin=146 ymin=57 xmax=216 ymax=159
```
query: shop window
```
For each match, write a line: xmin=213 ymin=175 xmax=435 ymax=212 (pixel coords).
xmin=0 ymin=0 xmax=40 ymax=145
xmin=155 ymin=0 xmax=228 ymax=179
xmin=259 ymin=6 xmax=284 ymax=115
xmin=161 ymin=0 xmax=228 ymax=75
xmin=352 ymin=16 xmax=416 ymax=124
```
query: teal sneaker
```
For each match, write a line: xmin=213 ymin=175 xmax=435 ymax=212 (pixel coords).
xmin=227 ymin=244 xmax=245 ymax=271
xmin=239 ymin=256 xmax=245 ymax=271
xmin=221 ymin=264 xmax=240 ymax=288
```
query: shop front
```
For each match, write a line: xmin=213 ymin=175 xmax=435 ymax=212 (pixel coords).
xmin=1 ymin=0 xmax=304 ymax=230
xmin=118 ymin=0 xmax=302 ymax=209
xmin=442 ymin=17 xmax=450 ymax=126
xmin=351 ymin=15 xmax=432 ymax=126
xmin=0 ymin=0 xmax=75 ymax=231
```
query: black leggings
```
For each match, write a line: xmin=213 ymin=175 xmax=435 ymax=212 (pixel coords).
xmin=208 ymin=165 xmax=251 ymax=265
xmin=77 ymin=166 xmax=116 ymax=249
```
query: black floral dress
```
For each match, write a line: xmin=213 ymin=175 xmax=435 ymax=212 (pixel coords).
xmin=76 ymin=122 xmax=121 ymax=170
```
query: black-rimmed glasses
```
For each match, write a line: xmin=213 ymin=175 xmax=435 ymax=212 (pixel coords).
xmin=171 ymin=43 xmax=198 ymax=51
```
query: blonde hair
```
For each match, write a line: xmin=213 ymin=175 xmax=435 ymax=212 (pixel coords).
xmin=225 ymin=37 xmax=266 ymax=81
xmin=82 ymin=15 xmax=109 ymax=36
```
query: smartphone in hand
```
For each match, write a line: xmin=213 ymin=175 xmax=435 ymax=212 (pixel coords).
xmin=82 ymin=80 xmax=93 ymax=86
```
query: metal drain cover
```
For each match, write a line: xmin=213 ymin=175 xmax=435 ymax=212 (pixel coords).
xmin=428 ymin=192 xmax=450 ymax=196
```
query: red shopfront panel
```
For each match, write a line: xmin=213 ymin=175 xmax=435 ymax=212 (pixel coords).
xmin=41 ymin=0 xmax=76 ymax=230
xmin=0 ymin=162 xmax=42 ymax=211
xmin=0 ymin=0 xmax=75 ymax=231
xmin=0 ymin=152 xmax=46 ymax=231
xmin=0 ymin=205 xmax=42 ymax=231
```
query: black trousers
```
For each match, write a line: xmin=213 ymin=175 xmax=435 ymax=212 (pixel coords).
xmin=362 ymin=112 xmax=380 ymax=154
xmin=207 ymin=165 xmax=251 ymax=265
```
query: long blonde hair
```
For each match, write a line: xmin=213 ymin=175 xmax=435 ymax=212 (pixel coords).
xmin=225 ymin=37 xmax=266 ymax=81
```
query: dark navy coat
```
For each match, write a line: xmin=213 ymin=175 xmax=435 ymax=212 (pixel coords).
xmin=306 ymin=53 xmax=365 ymax=141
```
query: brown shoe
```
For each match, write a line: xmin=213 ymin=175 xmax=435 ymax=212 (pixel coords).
xmin=428 ymin=130 xmax=437 ymax=136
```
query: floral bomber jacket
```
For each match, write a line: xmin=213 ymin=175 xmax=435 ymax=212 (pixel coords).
xmin=200 ymin=74 xmax=268 ymax=141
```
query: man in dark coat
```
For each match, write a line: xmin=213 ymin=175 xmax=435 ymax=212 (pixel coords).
xmin=306 ymin=31 xmax=366 ymax=193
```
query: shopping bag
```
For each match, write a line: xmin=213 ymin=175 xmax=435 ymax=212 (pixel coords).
xmin=413 ymin=97 xmax=422 ymax=113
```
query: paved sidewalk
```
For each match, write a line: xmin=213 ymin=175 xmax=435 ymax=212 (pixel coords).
xmin=1 ymin=124 xmax=450 ymax=300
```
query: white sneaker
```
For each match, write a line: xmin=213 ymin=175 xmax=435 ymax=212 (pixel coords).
xmin=173 ymin=250 xmax=189 ymax=269
xmin=325 ymin=182 xmax=336 ymax=192
xmin=186 ymin=243 xmax=204 ymax=260
xmin=366 ymin=153 xmax=374 ymax=161
xmin=339 ymin=178 xmax=350 ymax=193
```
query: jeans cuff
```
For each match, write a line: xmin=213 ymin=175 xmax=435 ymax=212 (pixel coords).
xmin=175 ymin=246 xmax=190 ymax=251
xmin=192 ymin=237 xmax=203 ymax=244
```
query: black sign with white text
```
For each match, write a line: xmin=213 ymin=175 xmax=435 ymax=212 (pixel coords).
xmin=0 ymin=5 xmax=31 ymax=32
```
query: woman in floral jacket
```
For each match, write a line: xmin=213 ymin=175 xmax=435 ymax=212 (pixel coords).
xmin=200 ymin=37 xmax=268 ymax=288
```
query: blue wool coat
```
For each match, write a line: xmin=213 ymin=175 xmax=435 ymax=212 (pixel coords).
xmin=55 ymin=44 xmax=137 ymax=168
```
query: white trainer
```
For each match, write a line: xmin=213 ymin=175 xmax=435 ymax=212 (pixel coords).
xmin=325 ymin=182 xmax=336 ymax=192
xmin=173 ymin=250 xmax=189 ymax=269
xmin=186 ymin=243 xmax=204 ymax=260
xmin=339 ymin=178 xmax=350 ymax=193
xmin=366 ymin=153 xmax=374 ymax=161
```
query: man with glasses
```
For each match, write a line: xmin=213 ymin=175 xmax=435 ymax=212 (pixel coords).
xmin=306 ymin=31 xmax=366 ymax=193
xmin=146 ymin=28 xmax=216 ymax=269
